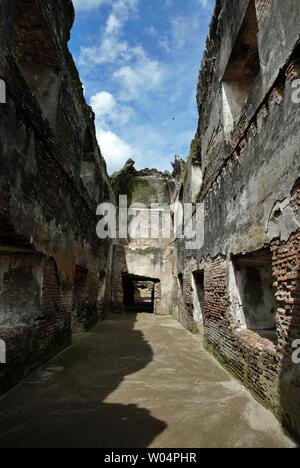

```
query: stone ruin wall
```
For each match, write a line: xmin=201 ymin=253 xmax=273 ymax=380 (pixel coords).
xmin=0 ymin=0 xmax=300 ymax=442
xmin=174 ymin=0 xmax=300 ymax=439
xmin=110 ymin=161 xmax=178 ymax=316
xmin=0 ymin=0 xmax=113 ymax=393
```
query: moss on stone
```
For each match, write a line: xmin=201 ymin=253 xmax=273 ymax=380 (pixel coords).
xmin=204 ymin=338 xmax=281 ymax=423
xmin=128 ymin=179 xmax=157 ymax=204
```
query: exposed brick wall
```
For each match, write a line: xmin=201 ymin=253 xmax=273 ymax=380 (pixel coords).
xmin=0 ymin=0 xmax=112 ymax=395
xmin=40 ymin=258 xmax=71 ymax=349
xmin=177 ymin=180 xmax=300 ymax=431
xmin=271 ymin=185 xmax=300 ymax=436
xmin=0 ymin=326 xmax=38 ymax=394
xmin=182 ymin=260 xmax=195 ymax=324
xmin=203 ymin=257 xmax=231 ymax=354
xmin=203 ymin=256 xmax=281 ymax=415
xmin=173 ymin=0 xmax=300 ymax=440
xmin=200 ymin=218 xmax=300 ymax=437
xmin=72 ymin=253 xmax=104 ymax=332
xmin=0 ymin=256 xmax=71 ymax=394
xmin=0 ymin=253 xmax=42 ymax=326
xmin=179 ymin=258 xmax=200 ymax=333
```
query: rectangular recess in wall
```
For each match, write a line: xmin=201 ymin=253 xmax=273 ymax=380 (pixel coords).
xmin=230 ymin=248 xmax=278 ymax=345
xmin=192 ymin=270 xmax=205 ymax=323
xmin=222 ymin=0 xmax=260 ymax=136
xmin=0 ymin=250 xmax=42 ymax=327
xmin=178 ymin=273 xmax=184 ymax=290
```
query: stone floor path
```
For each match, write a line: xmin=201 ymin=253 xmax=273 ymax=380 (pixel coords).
xmin=0 ymin=313 xmax=296 ymax=448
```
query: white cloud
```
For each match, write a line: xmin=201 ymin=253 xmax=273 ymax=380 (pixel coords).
xmin=111 ymin=0 xmax=138 ymax=18
xmin=79 ymin=31 xmax=128 ymax=66
xmin=78 ymin=0 xmax=140 ymax=67
xmin=90 ymin=91 xmax=134 ymax=126
xmin=73 ymin=0 xmax=139 ymax=12
xmin=158 ymin=37 xmax=171 ymax=53
xmin=171 ymin=4 xmax=211 ymax=51
xmin=91 ymin=91 xmax=116 ymax=118
xmin=171 ymin=15 xmax=198 ymax=50
xmin=96 ymin=127 xmax=134 ymax=173
xmin=113 ymin=57 xmax=162 ymax=101
xmin=91 ymin=91 xmax=135 ymax=173
xmin=75 ymin=0 xmax=213 ymax=174
xmin=146 ymin=26 xmax=158 ymax=37
xmin=75 ymin=0 xmax=143 ymax=173
xmin=105 ymin=14 xmax=122 ymax=35
xmin=72 ymin=0 xmax=108 ymax=11
xmin=78 ymin=0 xmax=163 ymax=102
xmin=198 ymin=0 xmax=209 ymax=6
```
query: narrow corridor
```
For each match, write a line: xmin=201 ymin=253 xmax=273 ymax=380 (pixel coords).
xmin=0 ymin=314 xmax=295 ymax=448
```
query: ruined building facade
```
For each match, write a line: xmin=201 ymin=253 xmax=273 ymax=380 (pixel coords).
xmin=109 ymin=159 xmax=182 ymax=317
xmin=0 ymin=0 xmax=300 ymax=443
xmin=175 ymin=0 xmax=300 ymax=439
xmin=0 ymin=0 xmax=113 ymax=393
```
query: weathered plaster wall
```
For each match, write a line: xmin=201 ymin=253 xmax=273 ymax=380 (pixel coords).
xmin=111 ymin=161 xmax=178 ymax=315
xmin=175 ymin=0 xmax=300 ymax=439
xmin=0 ymin=0 xmax=113 ymax=394
xmin=112 ymin=240 xmax=176 ymax=315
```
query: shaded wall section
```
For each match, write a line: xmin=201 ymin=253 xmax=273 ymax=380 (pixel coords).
xmin=110 ymin=161 xmax=178 ymax=316
xmin=0 ymin=0 xmax=113 ymax=394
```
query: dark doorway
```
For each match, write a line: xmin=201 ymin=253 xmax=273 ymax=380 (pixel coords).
xmin=122 ymin=274 xmax=160 ymax=314
xmin=193 ymin=270 xmax=205 ymax=322
xmin=72 ymin=265 xmax=89 ymax=328
xmin=231 ymin=248 xmax=278 ymax=344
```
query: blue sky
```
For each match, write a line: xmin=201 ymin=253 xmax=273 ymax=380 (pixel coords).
xmin=70 ymin=0 xmax=215 ymax=174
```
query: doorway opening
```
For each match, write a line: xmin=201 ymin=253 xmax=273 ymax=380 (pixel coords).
xmin=72 ymin=265 xmax=89 ymax=328
xmin=192 ymin=270 xmax=205 ymax=323
xmin=122 ymin=274 xmax=160 ymax=314
xmin=230 ymin=248 xmax=278 ymax=344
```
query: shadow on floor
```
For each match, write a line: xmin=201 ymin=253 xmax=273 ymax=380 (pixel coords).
xmin=0 ymin=313 xmax=167 ymax=448
xmin=124 ymin=303 xmax=154 ymax=314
